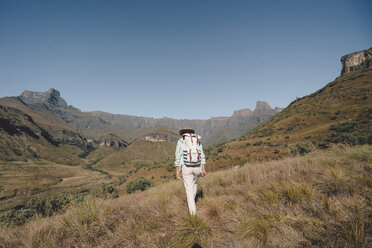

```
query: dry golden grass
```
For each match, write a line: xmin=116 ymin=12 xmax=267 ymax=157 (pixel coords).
xmin=206 ymin=70 xmax=372 ymax=170
xmin=0 ymin=161 xmax=108 ymax=211
xmin=1 ymin=144 xmax=371 ymax=247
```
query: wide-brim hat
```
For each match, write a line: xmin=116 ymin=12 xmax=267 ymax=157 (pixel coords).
xmin=179 ymin=127 xmax=195 ymax=135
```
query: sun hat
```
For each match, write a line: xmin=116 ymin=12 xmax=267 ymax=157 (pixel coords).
xmin=179 ymin=127 xmax=195 ymax=135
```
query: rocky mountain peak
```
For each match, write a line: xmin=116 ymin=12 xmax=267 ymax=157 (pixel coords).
xmin=254 ymin=101 xmax=273 ymax=113
xmin=19 ymin=88 xmax=68 ymax=107
xmin=341 ymin=47 xmax=372 ymax=75
xmin=233 ymin=108 xmax=253 ymax=117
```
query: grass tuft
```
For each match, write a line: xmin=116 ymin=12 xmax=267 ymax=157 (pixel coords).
xmin=172 ymin=214 xmax=214 ymax=247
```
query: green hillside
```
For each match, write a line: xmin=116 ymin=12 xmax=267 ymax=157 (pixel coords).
xmin=205 ymin=68 xmax=372 ymax=171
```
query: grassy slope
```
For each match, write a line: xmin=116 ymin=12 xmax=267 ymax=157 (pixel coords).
xmin=0 ymin=160 xmax=108 ymax=212
xmin=205 ymin=69 xmax=372 ymax=171
xmin=1 ymin=144 xmax=371 ymax=247
xmin=0 ymin=97 xmax=71 ymax=131
xmin=0 ymin=97 xmax=88 ymax=164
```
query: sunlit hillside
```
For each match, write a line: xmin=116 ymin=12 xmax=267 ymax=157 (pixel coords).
xmin=205 ymin=68 xmax=372 ymax=171
xmin=1 ymin=145 xmax=371 ymax=247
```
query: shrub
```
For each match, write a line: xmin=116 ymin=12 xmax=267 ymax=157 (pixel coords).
xmin=126 ymin=177 xmax=153 ymax=194
xmin=0 ymin=209 xmax=34 ymax=228
xmin=357 ymin=135 xmax=368 ymax=145
xmin=296 ymin=144 xmax=312 ymax=156
xmin=290 ymin=144 xmax=312 ymax=156
xmin=253 ymin=141 xmax=263 ymax=146
xmin=330 ymin=122 xmax=357 ymax=133
xmin=27 ymin=194 xmax=76 ymax=217
xmin=318 ymin=141 xmax=330 ymax=149
xmin=328 ymin=132 xmax=358 ymax=145
xmin=91 ymin=183 xmax=119 ymax=199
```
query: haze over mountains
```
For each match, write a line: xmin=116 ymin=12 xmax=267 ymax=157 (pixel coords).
xmin=17 ymin=88 xmax=282 ymax=144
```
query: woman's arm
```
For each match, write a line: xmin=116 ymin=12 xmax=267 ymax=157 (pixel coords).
xmin=199 ymin=143 xmax=207 ymax=177
xmin=175 ymin=139 xmax=183 ymax=180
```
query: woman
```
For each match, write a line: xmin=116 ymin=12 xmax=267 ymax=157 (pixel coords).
xmin=174 ymin=128 xmax=207 ymax=215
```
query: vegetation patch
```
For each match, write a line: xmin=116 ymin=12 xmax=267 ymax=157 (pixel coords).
xmin=90 ymin=183 xmax=119 ymax=199
xmin=126 ymin=177 xmax=154 ymax=194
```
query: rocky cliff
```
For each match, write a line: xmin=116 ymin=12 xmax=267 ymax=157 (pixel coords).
xmin=90 ymin=100 xmax=281 ymax=133
xmin=341 ymin=47 xmax=372 ymax=75
xmin=19 ymin=88 xmax=68 ymax=107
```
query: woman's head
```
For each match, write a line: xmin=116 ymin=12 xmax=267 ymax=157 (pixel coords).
xmin=179 ymin=127 xmax=195 ymax=136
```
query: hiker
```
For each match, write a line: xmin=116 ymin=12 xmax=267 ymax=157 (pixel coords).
xmin=175 ymin=128 xmax=206 ymax=215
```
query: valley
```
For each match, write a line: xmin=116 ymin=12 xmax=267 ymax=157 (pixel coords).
xmin=0 ymin=47 xmax=371 ymax=247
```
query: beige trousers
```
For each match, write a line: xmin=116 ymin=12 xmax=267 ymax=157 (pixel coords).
xmin=182 ymin=166 xmax=201 ymax=215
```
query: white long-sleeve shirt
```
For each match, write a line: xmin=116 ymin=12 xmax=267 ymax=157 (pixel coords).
xmin=174 ymin=137 xmax=206 ymax=167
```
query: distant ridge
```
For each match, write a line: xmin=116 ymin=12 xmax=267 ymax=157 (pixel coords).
xmin=15 ymin=89 xmax=282 ymax=145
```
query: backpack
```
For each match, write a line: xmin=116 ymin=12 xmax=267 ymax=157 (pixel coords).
xmin=182 ymin=133 xmax=202 ymax=166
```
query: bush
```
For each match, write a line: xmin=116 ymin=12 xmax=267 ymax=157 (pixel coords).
xmin=291 ymin=144 xmax=312 ymax=156
xmin=297 ymin=144 xmax=312 ymax=156
xmin=357 ymin=135 xmax=368 ymax=145
xmin=330 ymin=122 xmax=357 ymax=133
xmin=253 ymin=141 xmax=263 ymax=146
xmin=91 ymin=183 xmax=119 ymax=199
xmin=0 ymin=193 xmax=85 ymax=227
xmin=0 ymin=209 xmax=34 ymax=228
xmin=27 ymin=194 xmax=76 ymax=217
xmin=126 ymin=177 xmax=153 ymax=194
xmin=318 ymin=141 xmax=330 ymax=149
xmin=328 ymin=132 xmax=358 ymax=145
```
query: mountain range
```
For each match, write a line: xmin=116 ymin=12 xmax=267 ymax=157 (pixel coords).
xmin=18 ymin=88 xmax=282 ymax=145
xmin=0 ymin=47 xmax=371 ymax=247
xmin=0 ymin=46 xmax=371 ymax=217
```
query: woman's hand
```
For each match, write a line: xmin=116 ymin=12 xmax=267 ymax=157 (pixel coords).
xmin=176 ymin=167 xmax=182 ymax=180
xmin=201 ymin=164 xmax=207 ymax=177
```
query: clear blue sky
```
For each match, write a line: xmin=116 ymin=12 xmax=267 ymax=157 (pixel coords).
xmin=0 ymin=0 xmax=371 ymax=119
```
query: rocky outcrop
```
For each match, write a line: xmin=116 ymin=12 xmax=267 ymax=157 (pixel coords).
xmin=19 ymin=88 xmax=68 ymax=107
xmin=233 ymin=108 xmax=253 ymax=117
xmin=341 ymin=47 xmax=372 ymax=75
xmin=97 ymin=133 xmax=128 ymax=149
xmin=143 ymin=133 xmax=179 ymax=143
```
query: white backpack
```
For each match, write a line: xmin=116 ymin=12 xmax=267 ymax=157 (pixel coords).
xmin=182 ymin=133 xmax=202 ymax=166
